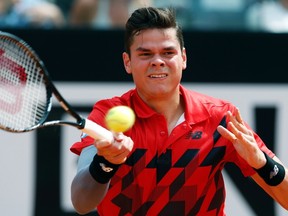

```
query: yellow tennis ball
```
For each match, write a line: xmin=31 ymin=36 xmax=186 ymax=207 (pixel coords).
xmin=105 ymin=106 xmax=135 ymax=132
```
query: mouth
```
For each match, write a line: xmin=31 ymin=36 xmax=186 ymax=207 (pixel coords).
xmin=148 ymin=74 xmax=168 ymax=78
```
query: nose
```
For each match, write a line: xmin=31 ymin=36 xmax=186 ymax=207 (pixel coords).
xmin=151 ymin=55 xmax=165 ymax=67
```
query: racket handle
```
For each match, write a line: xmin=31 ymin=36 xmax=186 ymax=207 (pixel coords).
xmin=82 ymin=119 xmax=114 ymax=143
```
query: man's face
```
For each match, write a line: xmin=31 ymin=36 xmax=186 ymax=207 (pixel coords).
xmin=123 ymin=28 xmax=187 ymax=100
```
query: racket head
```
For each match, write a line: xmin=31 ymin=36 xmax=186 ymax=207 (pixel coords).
xmin=0 ymin=31 xmax=52 ymax=132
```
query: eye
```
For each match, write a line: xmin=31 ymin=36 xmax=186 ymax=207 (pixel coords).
xmin=163 ymin=51 xmax=176 ymax=57
xmin=164 ymin=51 xmax=174 ymax=55
xmin=138 ymin=52 xmax=152 ymax=59
xmin=139 ymin=52 xmax=151 ymax=56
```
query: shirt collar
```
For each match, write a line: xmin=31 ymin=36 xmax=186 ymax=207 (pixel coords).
xmin=131 ymin=90 xmax=157 ymax=118
xmin=131 ymin=85 xmax=211 ymax=125
xmin=180 ymin=85 xmax=211 ymax=125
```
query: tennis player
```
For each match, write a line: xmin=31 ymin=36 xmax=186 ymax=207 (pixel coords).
xmin=70 ymin=7 xmax=288 ymax=215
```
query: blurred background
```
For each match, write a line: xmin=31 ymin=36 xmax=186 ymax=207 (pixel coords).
xmin=1 ymin=0 xmax=288 ymax=216
xmin=2 ymin=0 xmax=288 ymax=31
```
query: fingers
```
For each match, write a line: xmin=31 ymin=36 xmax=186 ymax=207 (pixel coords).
xmin=104 ymin=151 xmax=128 ymax=164
xmin=217 ymin=108 xmax=255 ymax=146
xmin=217 ymin=125 xmax=237 ymax=143
xmin=218 ymin=108 xmax=265 ymax=167
xmin=113 ymin=132 xmax=124 ymax=142
xmin=234 ymin=107 xmax=245 ymax=125
xmin=217 ymin=109 xmax=244 ymax=142
xmin=95 ymin=139 xmax=111 ymax=148
xmin=227 ymin=109 xmax=249 ymax=135
xmin=94 ymin=135 xmax=134 ymax=164
xmin=227 ymin=110 xmax=244 ymax=133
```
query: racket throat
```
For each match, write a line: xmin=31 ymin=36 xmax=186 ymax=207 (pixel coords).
xmin=77 ymin=118 xmax=86 ymax=129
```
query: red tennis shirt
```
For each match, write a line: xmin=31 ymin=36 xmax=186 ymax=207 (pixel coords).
xmin=71 ymin=85 xmax=273 ymax=216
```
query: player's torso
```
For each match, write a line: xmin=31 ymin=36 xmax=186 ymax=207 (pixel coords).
xmin=98 ymin=113 xmax=228 ymax=216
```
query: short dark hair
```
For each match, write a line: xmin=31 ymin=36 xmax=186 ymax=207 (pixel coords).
xmin=124 ymin=7 xmax=184 ymax=55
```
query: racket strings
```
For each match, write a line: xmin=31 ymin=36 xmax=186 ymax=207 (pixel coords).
xmin=0 ymin=37 xmax=49 ymax=131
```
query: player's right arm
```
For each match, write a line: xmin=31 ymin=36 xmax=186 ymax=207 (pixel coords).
xmin=71 ymin=145 xmax=109 ymax=215
xmin=71 ymin=135 xmax=134 ymax=215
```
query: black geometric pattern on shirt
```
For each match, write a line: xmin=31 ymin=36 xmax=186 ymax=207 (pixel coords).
xmin=112 ymin=193 xmax=133 ymax=216
xmin=112 ymin=144 xmax=225 ymax=215
xmin=186 ymin=170 xmax=224 ymax=216
xmin=171 ymin=149 xmax=199 ymax=197
xmin=198 ymin=120 xmax=226 ymax=215
xmin=200 ymin=146 xmax=226 ymax=176
xmin=174 ymin=149 xmax=199 ymax=167
xmin=126 ymin=148 xmax=147 ymax=166
xmin=187 ymin=195 xmax=205 ymax=216
xmin=112 ymin=149 xmax=148 ymax=216
xmin=209 ymin=188 xmax=225 ymax=215
xmin=118 ymin=149 xmax=199 ymax=215
xmin=208 ymin=170 xmax=225 ymax=215
xmin=133 ymin=202 xmax=154 ymax=216
xmin=158 ymin=201 xmax=185 ymax=216
xmin=122 ymin=148 xmax=147 ymax=190
xmin=146 ymin=149 xmax=200 ymax=215
xmin=147 ymin=150 xmax=172 ymax=183
xmin=214 ymin=116 xmax=227 ymax=143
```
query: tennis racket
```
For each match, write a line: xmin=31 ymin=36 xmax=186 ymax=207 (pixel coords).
xmin=0 ymin=31 xmax=114 ymax=143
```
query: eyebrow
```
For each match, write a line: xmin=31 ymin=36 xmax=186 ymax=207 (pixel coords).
xmin=135 ymin=47 xmax=150 ymax=52
xmin=135 ymin=46 xmax=176 ymax=52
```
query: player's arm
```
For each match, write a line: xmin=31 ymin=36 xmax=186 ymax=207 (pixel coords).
xmin=71 ymin=145 xmax=109 ymax=214
xmin=217 ymin=108 xmax=288 ymax=210
xmin=251 ymin=155 xmax=288 ymax=210
xmin=71 ymin=134 xmax=134 ymax=214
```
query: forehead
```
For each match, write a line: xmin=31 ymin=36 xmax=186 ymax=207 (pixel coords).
xmin=131 ymin=28 xmax=179 ymax=49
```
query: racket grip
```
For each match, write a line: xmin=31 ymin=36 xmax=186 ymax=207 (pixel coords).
xmin=82 ymin=119 xmax=114 ymax=143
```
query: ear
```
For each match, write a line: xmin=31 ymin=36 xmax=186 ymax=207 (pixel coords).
xmin=182 ymin=48 xmax=187 ymax=70
xmin=122 ymin=52 xmax=132 ymax=74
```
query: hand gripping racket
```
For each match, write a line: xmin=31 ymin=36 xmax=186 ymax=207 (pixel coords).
xmin=0 ymin=31 xmax=114 ymax=143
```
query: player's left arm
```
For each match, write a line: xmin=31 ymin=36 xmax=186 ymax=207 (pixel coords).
xmin=251 ymin=156 xmax=288 ymax=210
xmin=217 ymin=108 xmax=288 ymax=210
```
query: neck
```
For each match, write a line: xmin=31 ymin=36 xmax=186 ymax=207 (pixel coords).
xmin=139 ymin=89 xmax=185 ymax=135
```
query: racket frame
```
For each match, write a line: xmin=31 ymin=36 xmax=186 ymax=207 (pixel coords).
xmin=0 ymin=32 xmax=88 ymax=132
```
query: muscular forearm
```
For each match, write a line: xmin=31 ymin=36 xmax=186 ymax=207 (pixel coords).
xmin=267 ymin=166 xmax=288 ymax=210
xmin=253 ymin=156 xmax=288 ymax=210
xmin=71 ymin=167 xmax=109 ymax=215
xmin=70 ymin=134 xmax=133 ymax=214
